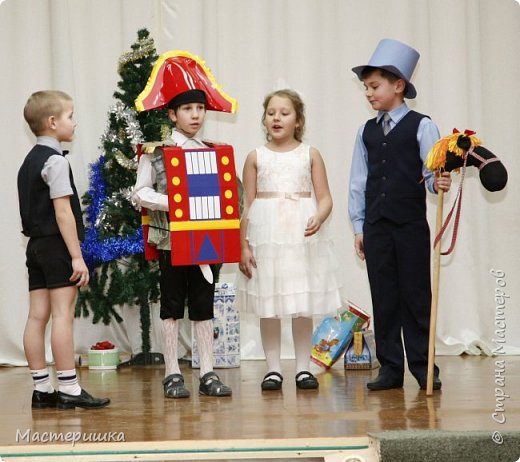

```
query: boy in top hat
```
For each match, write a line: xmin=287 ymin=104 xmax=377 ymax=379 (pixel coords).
xmin=18 ymin=90 xmax=110 ymax=409
xmin=132 ymin=51 xmax=236 ymax=398
xmin=348 ymin=39 xmax=451 ymax=391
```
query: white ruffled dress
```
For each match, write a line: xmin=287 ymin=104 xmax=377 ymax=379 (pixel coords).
xmin=236 ymin=143 xmax=342 ymax=318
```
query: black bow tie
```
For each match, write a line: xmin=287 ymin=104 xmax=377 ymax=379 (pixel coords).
xmin=62 ymin=150 xmax=69 ymax=156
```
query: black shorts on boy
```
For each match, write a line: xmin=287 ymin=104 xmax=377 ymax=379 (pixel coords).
xmin=158 ymin=250 xmax=215 ymax=321
xmin=26 ymin=235 xmax=77 ymax=291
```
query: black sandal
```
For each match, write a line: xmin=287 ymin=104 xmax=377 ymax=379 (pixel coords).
xmin=163 ymin=373 xmax=190 ymax=399
xmin=261 ymin=372 xmax=283 ymax=391
xmin=199 ymin=372 xmax=232 ymax=397
xmin=295 ymin=371 xmax=319 ymax=390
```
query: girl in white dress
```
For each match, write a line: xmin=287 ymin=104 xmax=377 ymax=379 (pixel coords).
xmin=237 ymin=89 xmax=342 ymax=391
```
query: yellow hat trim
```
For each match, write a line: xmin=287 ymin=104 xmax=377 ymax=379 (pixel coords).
xmin=135 ymin=50 xmax=237 ymax=113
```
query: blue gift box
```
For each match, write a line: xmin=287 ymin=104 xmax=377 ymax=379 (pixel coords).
xmin=344 ymin=330 xmax=380 ymax=370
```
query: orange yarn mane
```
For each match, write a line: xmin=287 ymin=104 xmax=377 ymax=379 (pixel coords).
xmin=426 ymin=129 xmax=481 ymax=171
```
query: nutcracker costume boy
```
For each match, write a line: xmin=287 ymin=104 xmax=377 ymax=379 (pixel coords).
xmin=132 ymin=50 xmax=239 ymax=398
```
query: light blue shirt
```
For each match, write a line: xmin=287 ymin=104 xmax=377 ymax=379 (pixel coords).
xmin=348 ymin=103 xmax=440 ymax=235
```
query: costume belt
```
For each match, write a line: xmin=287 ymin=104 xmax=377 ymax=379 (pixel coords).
xmin=256 ymin=191 xmax=311 ymax=200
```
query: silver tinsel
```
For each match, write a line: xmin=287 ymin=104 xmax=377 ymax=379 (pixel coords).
xmin=99 ymin=101 xmax=144 ymax=171
xmin=121 ymin=187 xmax=140 ymax=211
xmin=95 ymin=206 xmax=112 ymax=231
xmin=108 ymin=100 xmax=144 ymax=146
xmin=95 ymin=188 xmax=136 ymax=231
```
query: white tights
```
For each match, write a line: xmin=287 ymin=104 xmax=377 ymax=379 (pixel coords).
xmin=260 ymin=316 xmax=313 ymax=378
xmin=162 ymin=318 xmax=214 ymax=378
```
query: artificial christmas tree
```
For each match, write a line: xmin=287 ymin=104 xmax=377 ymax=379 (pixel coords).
xmin=76 ymin=29 xmax=171 ymax=365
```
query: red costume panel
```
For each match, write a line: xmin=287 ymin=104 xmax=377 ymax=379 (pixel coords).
xmin=140 ymin=144 xmax=240 ymax=265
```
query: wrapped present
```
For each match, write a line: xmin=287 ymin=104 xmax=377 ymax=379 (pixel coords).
xmin=87 ymin=342 xmax=120 ymax=370
xmin=311 ymin=301 xmax=370 ymax=369
xmin=344 ymin=330 xmax=380 ymax=370
xmin=192 ymin=282 xmax=240 ymax=368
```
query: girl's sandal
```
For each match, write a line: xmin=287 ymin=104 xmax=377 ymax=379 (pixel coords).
xmin=295 ymin=371 xmax=319 ymax=390
xmin=261 ymin=372 xmax=283 ymax=391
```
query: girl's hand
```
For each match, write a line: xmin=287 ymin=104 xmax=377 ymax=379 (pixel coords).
xmin=239 ymin=246 xmax=256 ymax=279
xmin=354 ymin=234 xmax=365 ymax=261
xmin=304 ymin=215 xmax=322 ymax=237
xmin=435 ymin=171 xmax=452 ymax=193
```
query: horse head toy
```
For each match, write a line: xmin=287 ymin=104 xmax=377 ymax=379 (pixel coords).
xmin=426 ymin=129 xmax=508 ymax=192
xmin=424 ymin=129 xmax=508 ymax=395
xmin=425 ymin=129 xmax=508 ymax=256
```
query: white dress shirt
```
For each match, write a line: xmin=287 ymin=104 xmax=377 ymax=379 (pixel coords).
xmin=133 ymin=130 xmax=207 ymax=211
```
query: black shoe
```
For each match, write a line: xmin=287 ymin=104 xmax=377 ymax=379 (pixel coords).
xmin=295 ymin=371 xmax=319 ymax=390
xmin=57 ymin=389 xmax=110 ymax=409
xmin=367 ymin=375 xmax=403 ymax=391
xmin=419 ymin=376 xmax=442 ymax=391
xmin=163 ymin=373 xmax=190 ymax=399
xmin=32 ymin=390 xmax=58 ymax=409
xmin=199 ymin=372 xmax=232 ymax=397
xmin=261 ymin=372 xmax=283 ymax=391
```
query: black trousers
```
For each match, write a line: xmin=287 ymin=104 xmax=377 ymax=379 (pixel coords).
xmin=158 ymin=250 xmax=215 ymax=321
xmin=363 ymin=218 xmax=439 ymax=382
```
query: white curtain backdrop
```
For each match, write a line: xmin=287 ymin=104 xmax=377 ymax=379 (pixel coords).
xmin=1 ymin=0 xmax=518 ymax=366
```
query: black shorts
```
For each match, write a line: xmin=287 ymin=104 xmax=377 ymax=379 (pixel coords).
xmin=26 ymin=235 xmax=77 ymax=291
xmin=158 ymin=250 xmax=215 ymax=321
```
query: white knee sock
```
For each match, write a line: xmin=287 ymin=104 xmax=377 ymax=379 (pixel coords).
xmin=260 ymin=318 xmax=282 ymax=378
xmin=30 ymin=368 xmax=54 ymax=393
xmin=56 ymin=369 xmax=81 ymax=395
xmin=161 ymin=318 xmax=181 ymax=377
xmin=194 ymin=320 xmax=214 ymax=377
xmin=292 ymin=316 xmax=313 ymax=377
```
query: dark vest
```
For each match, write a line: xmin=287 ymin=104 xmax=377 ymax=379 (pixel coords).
xmin=363 ymin=110 xmax=428 ymax=225
xmin=17 ymin=145 xmax=85 ymax=240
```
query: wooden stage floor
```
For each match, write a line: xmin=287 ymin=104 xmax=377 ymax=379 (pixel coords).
xmin=0 ymin=355 xmax=519 ymax=460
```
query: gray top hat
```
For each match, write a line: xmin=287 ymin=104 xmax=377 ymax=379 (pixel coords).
xmin=352 ymin=38 xmax=420 ymax=99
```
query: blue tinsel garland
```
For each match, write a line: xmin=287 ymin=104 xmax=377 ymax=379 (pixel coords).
xmin=81 ymin=155 xmax=143 ymax=269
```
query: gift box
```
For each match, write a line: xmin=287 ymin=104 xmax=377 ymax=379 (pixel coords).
xmin=88 ymin=348 xmax=120 ymax=370
xmin=344 ymin=330 xmax=380 ymax=370
xmin=311 ymin=301 xmax=370 ymax=369
xmin=86 ymin=341 xmax=120 ymax=370
xmin=192 ymin=282 xmax=240 ymax=368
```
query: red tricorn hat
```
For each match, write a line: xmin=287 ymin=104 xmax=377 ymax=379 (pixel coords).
xmin=135 ymin=50 xmax=237 ymax=113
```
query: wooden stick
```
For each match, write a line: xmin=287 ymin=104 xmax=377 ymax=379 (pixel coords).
xmin=427 ymin=189 xmax=444 ymax=396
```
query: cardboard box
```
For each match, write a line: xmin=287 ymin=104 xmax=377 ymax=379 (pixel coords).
xmin=311 ymin=301 xmax=370 ymax=369
xmin=192 ymin=282 xmax=240 ymax=368
xmin=344 ymin=330 xmax=380 ymax=370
